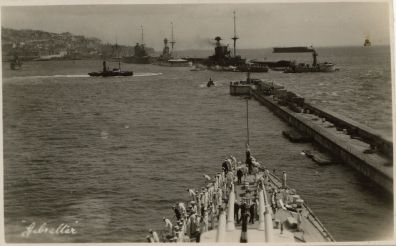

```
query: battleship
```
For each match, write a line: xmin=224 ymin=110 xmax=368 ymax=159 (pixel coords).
xmin=122 ymin=25 xmax=151 ymax=64
xmin=146 ymin=89 xmax=334 ymax=242
xmin=191 ymin=12 xmax=268 ymax=73
xmin=153 ymin=22 xmax=191 ymax=67
xmin=146 ymin=149 xmax=335 ymax=243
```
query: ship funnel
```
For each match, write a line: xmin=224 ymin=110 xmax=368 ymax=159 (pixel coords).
xmin=226 ymin=184 xmax=235 ymax=231
xmin=282 ymin=171 xmax=287 ymax=189
xmin=216 ymin=207 xmax=227 ymax=242
xmin=214 ymin=36 xmax=222 ymax=47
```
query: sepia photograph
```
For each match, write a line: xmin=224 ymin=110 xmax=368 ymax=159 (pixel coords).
xmin=1 ymin=0 xmax=394 ymax=244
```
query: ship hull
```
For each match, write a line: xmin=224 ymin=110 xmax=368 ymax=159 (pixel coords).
xmin=88 ymin=70 xmax=133 ymax=77
xmin=122 ymin=56 xmax=151 ymax=64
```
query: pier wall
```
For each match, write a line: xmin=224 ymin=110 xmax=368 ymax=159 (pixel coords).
xmin=230 ymin=83 xmax=251 ymax=96
xmin=303 ymin=103 xmax=392 ymax=158
xmin=247 ymin=88 xmax=392 ymax=194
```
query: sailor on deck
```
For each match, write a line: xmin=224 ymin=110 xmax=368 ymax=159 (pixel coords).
xmin=149 ymin=229 xmax=160 ymax=243
xmin=187 ymin=188 xmax=196 ymax=200
xmin=163 ymin=217 xmax=173 ymax=234
xmin=178 ymin=202 xmax=187 ymax=217
xmin=222 ymin=160 xmax=229 ymax=174
xmin=237 ymin=167 xmax=243 ymax=184
xmin=172 ymin=204 xmax=182 ymax=221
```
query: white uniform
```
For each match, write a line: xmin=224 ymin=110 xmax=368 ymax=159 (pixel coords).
xmin=151 ymin=231 xmax=160 ymax=242
xmin=164 ymin=218 xmax=173 ymax=234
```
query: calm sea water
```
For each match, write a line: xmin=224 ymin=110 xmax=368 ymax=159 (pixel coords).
xmin=3 ymin=46 xmax=393 ymax=242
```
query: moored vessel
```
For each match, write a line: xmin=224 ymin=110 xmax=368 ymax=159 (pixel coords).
xmin=122 ymin=25 xmax=151 ymax=64
xmin=153 ymin=22 xmax=192 ymax=67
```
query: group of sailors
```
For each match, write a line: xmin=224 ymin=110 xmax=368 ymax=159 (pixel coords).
xmin=146 ymin=148 xmax=269 ymax=243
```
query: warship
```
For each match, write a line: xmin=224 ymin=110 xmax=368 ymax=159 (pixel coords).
xmin=146 ymin=90 xmax=334 ymax=243
xmin=122 ymin=25 xmax=151 ymax=64
xmin=146 ymin=149 xmax=335 ymax=243
xmin=273 ymin=46 xmax=336 ymax=73
xmin=199 ymin=12 xmax=268 ymax=72
xmin=153 ymin=22 xmax=191 ymax=67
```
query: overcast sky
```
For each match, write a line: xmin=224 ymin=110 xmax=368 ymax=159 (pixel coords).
xmin=1 ymin=2 xmax=391 ymax=50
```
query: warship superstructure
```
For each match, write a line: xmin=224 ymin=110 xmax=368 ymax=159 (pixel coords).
xmin=122 ymin=25 xmax=151 ymax=64
xmin=153 ymin=22 xmax=191 ymax=67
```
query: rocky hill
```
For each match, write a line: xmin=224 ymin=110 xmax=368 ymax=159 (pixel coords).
xmin=1 ymin=27 xmax=155 ymax=60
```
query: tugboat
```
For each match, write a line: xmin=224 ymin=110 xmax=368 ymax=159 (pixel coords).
xmin=88 ymin=60 xmax=133 ymax=77
xmin=89 ymin=41 xmax=133 ymax=77
xmin=122 ymin=25 xmax=151 ymax=64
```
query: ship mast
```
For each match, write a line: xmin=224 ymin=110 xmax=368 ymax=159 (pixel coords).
xmin=141 ymin=24 xmax=144 ymax=45
xmin=231 ymin=11 xmax=239 ymax=57
xmin=115 ymin=37 xmax=121 ymax=70
xmin=170 ymin=22 xmax=176 ymax=55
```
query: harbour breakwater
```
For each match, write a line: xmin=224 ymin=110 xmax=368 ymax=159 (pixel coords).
xmin=230 ymin=80 xmax=393 ymax=194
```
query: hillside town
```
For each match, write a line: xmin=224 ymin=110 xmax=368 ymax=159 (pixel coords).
xmin=1 ymin=27 xmax=154 ymax=61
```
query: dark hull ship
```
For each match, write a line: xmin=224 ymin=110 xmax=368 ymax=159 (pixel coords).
xmin=88 ymin=61 xmax=133 ymax=77
xmin=273 ymin=47 xmax=336 ymax=73
xmin=201 ymin=12 xmax=268 ymax=73
xmin=122 ymin=25 xmax=151 ymax=64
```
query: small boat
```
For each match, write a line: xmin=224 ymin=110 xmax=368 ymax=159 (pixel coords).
xmin=301 ymin=150 xmax=333 ymax=165
xmin=207 ymin=78 xmax=215 ymax=87
xmin=364 ymin=38 xmax=371 ymax=47
xmin=88 ymin=61 xmax=133 ymax=77
xmin=10 ymin=54 xmax=22 ymax=70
